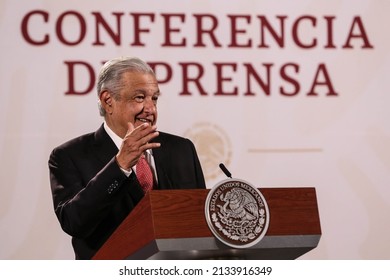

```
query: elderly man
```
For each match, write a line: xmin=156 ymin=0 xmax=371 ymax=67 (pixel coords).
xmin=49 ymin=57 xmax=206 ymax=259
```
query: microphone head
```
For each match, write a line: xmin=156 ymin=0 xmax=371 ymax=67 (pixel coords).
xmin=219 ymin=163 xmax=232 ymax=178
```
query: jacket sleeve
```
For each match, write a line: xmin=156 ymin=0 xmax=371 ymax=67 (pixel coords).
xmin=48 ymin=146 xmax=144 ymax=238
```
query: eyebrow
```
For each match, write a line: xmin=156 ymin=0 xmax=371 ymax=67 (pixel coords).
xmin=132 ymin=89 xmax=161 ymax=96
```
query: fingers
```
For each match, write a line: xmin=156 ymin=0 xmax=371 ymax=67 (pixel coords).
xmin=137 ymin=124 xmax=161 ymax=151
xmin=116 ymin=122 xmax=161 ymax=170
xmin=126 ymin=122 xmax=154 ymax=139
xmin=125 ymin=122 xmax=159 ymax=147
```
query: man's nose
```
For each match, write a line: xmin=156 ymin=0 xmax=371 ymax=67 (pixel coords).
xmin=144 ymin=97 xmax=156 ymax=113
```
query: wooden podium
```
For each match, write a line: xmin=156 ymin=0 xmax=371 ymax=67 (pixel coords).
xmin=93 ymin=187 xmax=321 ymax=260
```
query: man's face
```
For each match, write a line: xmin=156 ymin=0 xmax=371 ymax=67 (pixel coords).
xmin=105 ymin=71 xmax=160 ymax=138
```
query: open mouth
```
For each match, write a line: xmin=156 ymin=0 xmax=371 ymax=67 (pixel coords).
xmin=136 ymin=117 xmax=153 ymax=125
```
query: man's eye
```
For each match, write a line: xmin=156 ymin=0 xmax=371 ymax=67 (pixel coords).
xmin=135 ymin=95 xmax=145 ymax=102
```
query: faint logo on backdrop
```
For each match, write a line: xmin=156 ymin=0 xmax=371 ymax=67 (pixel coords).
xmin=205 ymin=178 xmax=270 ymax=248
xmin=184 ymin=122 xmax=232 ymax=181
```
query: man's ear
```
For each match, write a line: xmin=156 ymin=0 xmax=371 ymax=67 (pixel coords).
xmin=100 ymin=91 xmax=113 ymax=113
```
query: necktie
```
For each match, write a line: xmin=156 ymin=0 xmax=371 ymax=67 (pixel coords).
xmin=136 ymin=154 xmax=154 ymax=193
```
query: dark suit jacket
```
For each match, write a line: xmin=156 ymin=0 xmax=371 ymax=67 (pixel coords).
xmin=48 ymin=124 xmax=206 ymax=259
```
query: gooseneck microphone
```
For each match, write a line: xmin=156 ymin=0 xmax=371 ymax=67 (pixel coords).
xmin=219 ymin=163 xmax=232 ymax=178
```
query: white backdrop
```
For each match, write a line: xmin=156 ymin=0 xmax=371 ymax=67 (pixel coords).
xmin=0 ymin=0 xmax=389 ymax=259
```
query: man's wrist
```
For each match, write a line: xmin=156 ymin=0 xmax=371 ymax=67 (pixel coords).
xmin=115 ymin=155 xmax=132 ymax=177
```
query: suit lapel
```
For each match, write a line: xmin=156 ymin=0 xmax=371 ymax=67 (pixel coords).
xmin=151 ymin=134 xmax=173 ymax=189
xmin=92 ymin=124 xmax=119 ymax=165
